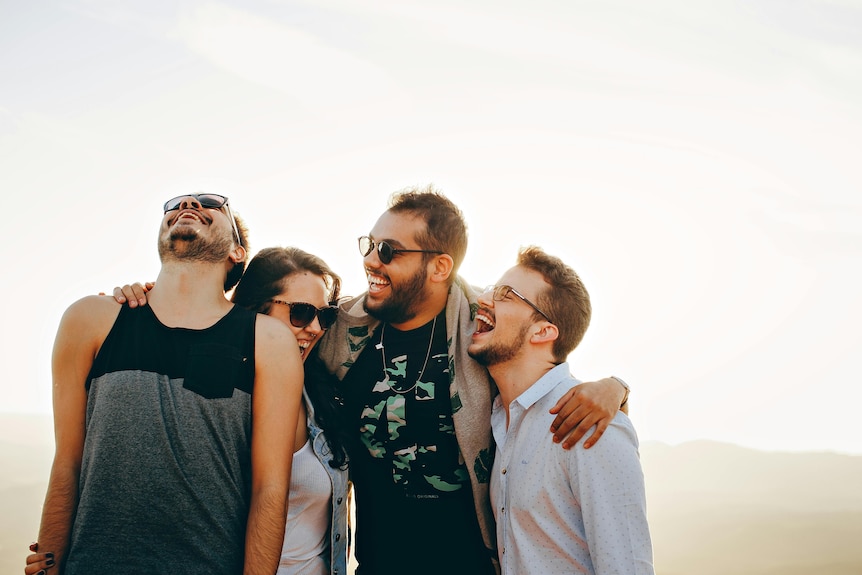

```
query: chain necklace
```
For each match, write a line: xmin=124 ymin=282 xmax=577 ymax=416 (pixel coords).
xmin=375 ymin=316 xmax=438 ymax=395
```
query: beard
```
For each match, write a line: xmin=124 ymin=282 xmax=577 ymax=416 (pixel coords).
xmin=363 ymin=264 xmax=430 ymax=325
xmin=468 ymin=322 xmax=531 ymax=367
xmin=158 ymin=226 xmax=234 ymax=264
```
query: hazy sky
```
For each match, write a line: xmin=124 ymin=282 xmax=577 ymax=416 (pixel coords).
xmin=2 ymin=0 xmax=860 ymax=455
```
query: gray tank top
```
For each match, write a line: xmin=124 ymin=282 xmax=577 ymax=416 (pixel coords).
xmin=64 ymin=304 xmax=256 ymax=575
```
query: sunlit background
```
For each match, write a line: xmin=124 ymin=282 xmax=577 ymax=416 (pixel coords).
xmin=2 ymin=0 xmax=861 ymax=455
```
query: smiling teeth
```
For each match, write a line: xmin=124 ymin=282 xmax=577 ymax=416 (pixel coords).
xmin=477 ymin=313 xmax=495 ymax=328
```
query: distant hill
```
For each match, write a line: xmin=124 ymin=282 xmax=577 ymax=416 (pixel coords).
xmin=0 ymin=414 xmax=53 ymax=575
xmin=2 ymin=415 xmax=861 ymax=575
xmin=640 ymin=440 xmax=862 ymax=575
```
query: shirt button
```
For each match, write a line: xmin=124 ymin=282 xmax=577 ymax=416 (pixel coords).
xmin=502 ymin=468 xmax=507 ymax=474
xmin=337 ymin=497 xmax=343 ymax=505
xmin=335 ymin=533 xmax=341 ymax=541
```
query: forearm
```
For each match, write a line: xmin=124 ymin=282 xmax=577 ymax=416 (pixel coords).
xmin=244 ymin=318 xmax=300 ymax=575
xmin=37 ymin=464 xmax=80 ymax=569
xmin=243 ymin=485 xmax=287 ymax=575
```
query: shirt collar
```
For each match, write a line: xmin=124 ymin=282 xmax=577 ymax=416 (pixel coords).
xmin=513 ymin=362 xmax=572 ymax=410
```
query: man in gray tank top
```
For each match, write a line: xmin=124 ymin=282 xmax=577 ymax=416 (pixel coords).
xmin=26 ymin=194 xmax=304 ymax=575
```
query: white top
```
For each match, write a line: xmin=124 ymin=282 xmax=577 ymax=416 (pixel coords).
xmin=277 ymin=437 xmax=333 ymax=575
xmin=490 ymin=363 xmax=655 ymax=575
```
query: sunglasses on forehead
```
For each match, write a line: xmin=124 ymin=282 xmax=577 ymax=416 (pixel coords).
xmin=268 ymin=300 xmax=338 ymax=330
xmin=163 ymin=193 xmax=242 ymax=247
xmin=357 ymin=235 xmax=443 ymax=265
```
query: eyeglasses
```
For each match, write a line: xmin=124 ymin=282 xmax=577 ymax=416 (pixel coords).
xmin=163 ymin=193 xmax=242 ymax=247
xmin=485 ymin=284 xmax=553 ymax=324
xmin=358 ymin=236 xmax=443 ymax=265
xmin=267 ymin=300 xmax=338 ymax=330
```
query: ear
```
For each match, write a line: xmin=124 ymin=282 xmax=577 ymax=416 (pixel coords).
xmin=429 ymin=253 xmax=455 ymax=284
xmin=531 ymin=322 xmax=559 ymax=344
xmin=228 ymin=245 xmax=247 ymax=264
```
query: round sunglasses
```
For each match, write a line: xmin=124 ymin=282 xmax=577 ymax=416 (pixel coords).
xmin=267 ymin=300 xmax=338 ymax=330
xmin=358 ymin=235 xmax=443 ymax=265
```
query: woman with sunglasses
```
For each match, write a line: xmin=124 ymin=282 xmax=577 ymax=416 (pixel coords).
xmin=230 ymin=246 xmax=349 ymax=575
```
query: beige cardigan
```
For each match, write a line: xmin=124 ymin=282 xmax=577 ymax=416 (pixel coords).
xmin=317 ymin=276 xmax=500 ymax=572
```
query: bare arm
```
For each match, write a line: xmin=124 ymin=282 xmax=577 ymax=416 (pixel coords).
xmin=243 ymin=315 xmax=304 ymax=575
xmin=549 ymin=377 xmax=628 ymax=449
xmin=33 ymin=297 xmax=119 ymax=572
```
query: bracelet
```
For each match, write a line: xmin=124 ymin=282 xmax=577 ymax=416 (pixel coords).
xmin=611 ymin=376 xmax=630 ymax=407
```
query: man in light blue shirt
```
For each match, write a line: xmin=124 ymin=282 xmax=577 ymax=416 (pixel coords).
xmin=468 ymin=246 xmax=655 ymax=575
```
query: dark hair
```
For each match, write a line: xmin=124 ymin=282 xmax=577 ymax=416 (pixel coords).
xmin=231 ymin=246 xmax=347 ymax=468
xmin=517 ymin=245 xmax=592 ymax=363
xmin=388 ymin=185 xmax=468 ymax=281
xmin=225 ymin=211 xmax=250 ymax=291
xmin=231 ymin=246 xmax=341 ymax=311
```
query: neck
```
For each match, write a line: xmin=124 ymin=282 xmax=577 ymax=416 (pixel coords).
xmin=147 ymin=261 xmax=233 ymax=328
xmin=389 ymin=288 xmax=448 ymax=331
xmin=491 ymin=354 xmax=558 ymax=413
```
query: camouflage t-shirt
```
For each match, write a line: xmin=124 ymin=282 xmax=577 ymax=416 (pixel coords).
xmin=339 ymin=312 xmax=494 ymax=575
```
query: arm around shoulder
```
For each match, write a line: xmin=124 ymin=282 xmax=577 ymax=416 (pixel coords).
xmin=244 ymin=315 xmax=304 ymax=575
xmin=549 ymin=376 xmax=630 ymax=449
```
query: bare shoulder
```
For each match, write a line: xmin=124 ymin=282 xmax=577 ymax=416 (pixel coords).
xmin=254 ymin=312 xmax=298 ymax=346
xmin=255 ymin=313 xmax=296 ymax=341
xmin=252 ymin=313 xmax=303 ymax=399
xmin=53 ymin=296 xmax=122 ymax=373
xmin=61 ymin=295 xmax=122 ymax=334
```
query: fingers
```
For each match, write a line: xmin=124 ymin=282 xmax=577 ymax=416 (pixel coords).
xmin=581 ymin=417 xmax=611 ymax=450
xmin=552 ymin=404 xmax=591 ymax=445
xmin=551 ymin=378 xmax=623 ymax=448
xmin=549 ymin=387 xmax=584 ymax=437
xmin=112 ymin=286 xmax=129 ymax=305
xmin=24 ymin=551 xmax=55 ymax=575
xmin=562 ymin=413 xmax=609 ymax=450
xmin=548 ymin=387 xmax=576 ymax=416
xmin=129 ymin=282 xmax=149 ymax=306
xmin=112 ymin=284 xmax=149 ymax=307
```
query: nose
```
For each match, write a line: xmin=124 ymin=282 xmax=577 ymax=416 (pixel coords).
xmin=177 ymin=196 xmax=204 ymax=210
xmin=363 ymin=245 xmax=382 ymax=268
xmin=304 ymin=316 xmax=324 ymax=336
xmin=477 ymin=288 xmax=494 ymax=307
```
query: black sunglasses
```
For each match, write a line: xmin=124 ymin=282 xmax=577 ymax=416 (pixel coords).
xmin=163 ymin=193 xmax=242 ymax=247
xmin=358 ymin=236 xmax=443 ymax=265
xmin=485 ymin=284 xmax=553 ymax=324
xmin=267 ymin=300 xmax=338 ymax=330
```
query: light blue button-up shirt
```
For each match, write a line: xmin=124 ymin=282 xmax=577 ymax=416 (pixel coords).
xmin=490 ymin=363 xmax=654 ymax=575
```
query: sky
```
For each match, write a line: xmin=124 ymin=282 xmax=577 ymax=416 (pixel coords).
xmin=1 ymin=0 xmax=860 ymax=455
